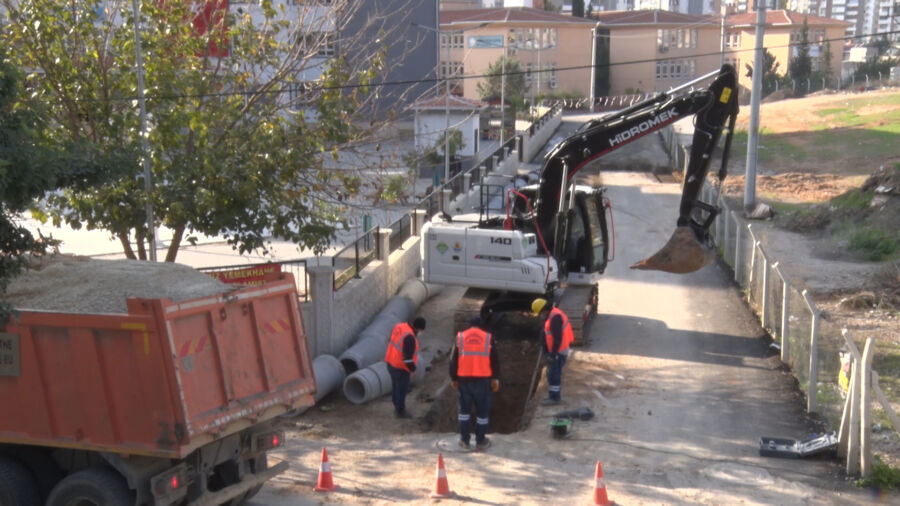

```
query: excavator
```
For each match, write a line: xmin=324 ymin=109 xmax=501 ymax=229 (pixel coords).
xmin=421 ymin=65 xmax=739 ymax=341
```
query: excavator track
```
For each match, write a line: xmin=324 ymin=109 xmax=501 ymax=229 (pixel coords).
xmin=557 ymin=284 xmax=599 ymax=346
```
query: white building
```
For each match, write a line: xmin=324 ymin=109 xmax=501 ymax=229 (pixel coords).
xmin=412 ymin=94 xmax=487 ymax=158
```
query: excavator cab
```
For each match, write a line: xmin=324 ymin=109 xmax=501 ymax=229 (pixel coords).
xmin=557 ymin=186 xmax=610 ymax=283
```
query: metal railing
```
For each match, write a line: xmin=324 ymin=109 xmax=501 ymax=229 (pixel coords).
xmin=332 ymin=228 xmax=377 ymax=291
xmin=198 ymin=259 xmax=309 ymax=301
xmin=387 ymin=213 xmax=412 ymax=253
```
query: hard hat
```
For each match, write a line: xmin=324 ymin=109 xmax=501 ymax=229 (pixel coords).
xmin=531 ymin=298 xmax=547 ymax=315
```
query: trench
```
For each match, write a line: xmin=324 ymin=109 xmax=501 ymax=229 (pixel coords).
xmin=422 ymin=311 xmax=545 ymax=434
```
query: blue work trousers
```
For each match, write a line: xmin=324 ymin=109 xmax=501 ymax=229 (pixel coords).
xmin=457 ymin=379 xmax=492 ymax=445
xmin=547 ymin=353 xmax=568 ymax=401
xmin=387 ymin=364 xmax=411 ymax=415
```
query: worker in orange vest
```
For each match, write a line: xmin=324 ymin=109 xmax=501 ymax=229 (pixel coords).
xmin=449 ymin=316 xmax=500 ymax=451
xmin=532 ymin=298 xmax=573 ymax=405
xmin=385 ymin=317 xmax=426 ymax=418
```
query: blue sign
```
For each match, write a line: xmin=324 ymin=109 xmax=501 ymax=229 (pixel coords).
xmin=468 ymin=35 xmax=504 ymax=49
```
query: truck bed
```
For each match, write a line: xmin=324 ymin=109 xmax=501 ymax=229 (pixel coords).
xmin=0 ymin=273 xmax=315 ymax=458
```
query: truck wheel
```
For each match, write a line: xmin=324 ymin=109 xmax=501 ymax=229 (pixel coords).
xmin=46 ymin=467 xmax=135 ymax=506
xmin=0 ymin=456 xmax=41 ymax=506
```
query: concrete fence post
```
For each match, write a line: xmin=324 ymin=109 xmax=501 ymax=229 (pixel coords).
xmin=412 ymin=209 xmax=426 ymax=236
xmin=802 ymin=289 xmax=820 ymax=413
xmin=732 ymin=210 xmax=743 ymax=284
xmin=307 ymin=264 xmax=335 ymax=357
xmin=376 ymin=229 xmax=391 ymax=261
xmin=773 ymin=262 xmax=790 ymax=364
xmin=442 ymin=189 xmax=452 ymax=214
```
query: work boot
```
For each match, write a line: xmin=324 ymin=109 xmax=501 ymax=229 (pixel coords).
xmin=475 ymin=437 xmax=492 ymax=451
xmin=540 ymin=397 xmax=561 ymax=406
xmin=458 ymin=439 xmax=471 ymax=450
xmin=395 ymin=410 xmax=414 ymax=419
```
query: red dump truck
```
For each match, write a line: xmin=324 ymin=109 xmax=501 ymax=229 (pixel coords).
xmin=0 ymin=268 xmax=316 ymax=506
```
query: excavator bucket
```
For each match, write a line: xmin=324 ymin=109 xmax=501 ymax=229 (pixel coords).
xmin=630 ymin=226 xmax=716 ymax=274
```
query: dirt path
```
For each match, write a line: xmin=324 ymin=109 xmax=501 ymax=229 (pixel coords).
xmin=248 ymin=170 xmax=885 ymax=505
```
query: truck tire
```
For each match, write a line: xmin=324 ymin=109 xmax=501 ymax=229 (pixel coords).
xmin=46 ymin=467 xmax=135 ymax=506
xmin=0 ymin=456 xmax=41 ymax=506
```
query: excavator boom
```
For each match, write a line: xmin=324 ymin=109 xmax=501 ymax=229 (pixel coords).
xmin=536 ymin=65 xmax=739 ymax=273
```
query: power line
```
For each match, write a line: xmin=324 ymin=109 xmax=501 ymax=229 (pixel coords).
xmin=23 ymin=29 xmax=900 ymax=105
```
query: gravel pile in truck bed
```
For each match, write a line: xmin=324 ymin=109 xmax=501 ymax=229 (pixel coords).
xmin=3 ymin=255 xmax=235 ymax=314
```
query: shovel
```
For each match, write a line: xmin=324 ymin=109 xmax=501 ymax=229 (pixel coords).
xmin=629 ymin=226 xmax=716 ymax=274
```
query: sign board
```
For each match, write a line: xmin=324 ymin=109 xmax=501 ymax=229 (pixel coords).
xmin=0 ymin=333 xmax=19 ymax=377
xmin=206 ymin=264 xmax=282 ymax=286
xmin=469 ymin=35 xmax=504 ymax=49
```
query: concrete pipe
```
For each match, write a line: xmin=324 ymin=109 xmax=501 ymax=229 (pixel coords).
xmin=338 ymin=279 xmax=442 ymax=373
xmin=312 ymin=354 xmax=346 ymax=403
xmin=343 ymin=361 xmax=391 ymax=405
xmin=342 ymin=352 xmax=434 ymax=405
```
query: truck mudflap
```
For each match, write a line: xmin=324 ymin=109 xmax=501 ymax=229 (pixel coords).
xmin=187 ymin=460 xmax=287 ymax=506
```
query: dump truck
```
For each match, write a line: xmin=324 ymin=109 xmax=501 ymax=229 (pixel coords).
xmin=0 ymin=258 xmax=315 ymax=505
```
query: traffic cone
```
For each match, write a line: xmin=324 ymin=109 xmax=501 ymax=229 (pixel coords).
xmin=313 ymin=446 xmax=338 ymax=492
xmin=430 ymin=453 xmax=453 ymax=498
xmin=593 ymin=460 xmax=613 ymax=505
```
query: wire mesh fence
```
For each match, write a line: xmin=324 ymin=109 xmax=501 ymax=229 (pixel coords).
xmin=703 ymin=184 xmax=849 ymax=425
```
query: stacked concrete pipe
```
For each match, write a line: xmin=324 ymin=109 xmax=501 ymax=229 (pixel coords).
xmin=337 ymin=278 xmax=440 ymax=373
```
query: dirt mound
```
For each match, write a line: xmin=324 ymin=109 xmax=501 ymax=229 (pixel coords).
xmin=4 ymin=255 xmax=234 ymax=313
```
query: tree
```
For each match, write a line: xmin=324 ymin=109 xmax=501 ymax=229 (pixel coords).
xmin=572 ymin=0 xmax=585 ymax=18
xmin=476 ymin=58 xmax=527 ymax=104
xmin=788 ymin=17 xmax=812 ymax=93
xmin=0 ymin=48 xmax=123 ymax=318
xmin=1 ymin=0 xmax=421 ymax=262
xmin=744 ymin=48 xmax=782 ymax=96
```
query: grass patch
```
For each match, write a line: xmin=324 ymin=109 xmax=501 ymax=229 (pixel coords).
xmin=831 ymin=188 xmax=874 ymax=212
xmin=856 ymin=456 xmax=900 ymax=490
xmin=846 ymin=228 xmax=899 ymax=261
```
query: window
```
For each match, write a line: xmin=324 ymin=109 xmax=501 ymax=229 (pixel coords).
xmin=655 ymin=59 xmax=696 ymax=80
xmin=657 ymin=28 xmax=698 ymax=51
xmin=440 ymin=32 xmax=464 ymax=49
xmin=725 ymin=31 xmax=741 ymax=48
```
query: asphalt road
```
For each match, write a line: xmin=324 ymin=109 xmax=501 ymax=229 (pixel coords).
xmin=247 ymin=115 xmax=885 ymax=505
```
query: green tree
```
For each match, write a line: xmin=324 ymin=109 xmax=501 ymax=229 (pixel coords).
xmin=853 ymin=35 xmax=899 ymax=82
xmin=477 ymin=58 xmax=527 ymax=104
xmin=744 ymin=48 xmax=782 ymax=96
xmin=0 ymin=48 xmax=123 ymax=317
xmin=789 ymin=17 xmax=812 ymax=93
xmin=1 ymin=0 xmax=390 ymax=262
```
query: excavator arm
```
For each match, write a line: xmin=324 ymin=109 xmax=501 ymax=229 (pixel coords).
xmin=536 ymin=65 xmax=739 ymax=273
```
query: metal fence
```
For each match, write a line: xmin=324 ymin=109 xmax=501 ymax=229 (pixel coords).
xmin=702 ymin=184 xmax=851 ymax=427
xmin=198 ymin=259 xmax=309 ymax=301
xmin=332 ymin=228 xmax=377 ymax=291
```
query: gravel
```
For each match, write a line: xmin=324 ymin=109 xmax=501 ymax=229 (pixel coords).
xmin=3 ymin=255 xmax=235 ymax=314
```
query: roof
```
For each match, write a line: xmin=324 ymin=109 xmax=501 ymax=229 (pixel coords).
xmin=727 ymin=10 xmax=852 ymax=28
xmin=412 ymin=93 xmax=486 ymax=111
xmin=441 ymin=7 xmax=597 ymax=28
xmin=591 ymin=9 xmax=717 ymax=27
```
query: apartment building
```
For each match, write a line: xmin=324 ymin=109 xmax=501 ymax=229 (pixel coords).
xmin=440 ymin=7 xmax=596 ymax=102
xmin=790 ymin=0 xmax=897 ymax=42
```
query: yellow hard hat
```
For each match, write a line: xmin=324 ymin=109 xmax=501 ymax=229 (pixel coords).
xmin=531 ymin=298 xmax=547 ymax=315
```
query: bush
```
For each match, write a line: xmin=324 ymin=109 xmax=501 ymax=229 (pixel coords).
xmin=847 ymin=228 xmax=899 ymax=261
xmin=856 ymin=456 xmax=900 ymax=490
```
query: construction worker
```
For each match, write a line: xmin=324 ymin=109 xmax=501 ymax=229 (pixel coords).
xmin=385 ymin=317 xmax=426 ymax=418
xmin=532 ymin=298 xmax=573 ymax=405
xmin=449 ymin=316 xmax=500 ymax=451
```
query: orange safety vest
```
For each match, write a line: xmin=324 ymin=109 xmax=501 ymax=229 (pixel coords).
xmin=544 ymin=307 xmax=574 ymax=353
xmin=456 ymin=327 xmax=493 ymax=378
xmin=385 ymin=322 xmax=419 ymax=372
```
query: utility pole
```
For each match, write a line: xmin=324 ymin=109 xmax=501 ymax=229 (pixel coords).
xmin=131 ymin=0 xmax=157 ymax=261
xmin=744 ymin=0 xmax=766 ymax=215
xmin=444 ymin=32 xmax=451 ymax=185
xmin=500 ymin=37 xmax=507 ymax=147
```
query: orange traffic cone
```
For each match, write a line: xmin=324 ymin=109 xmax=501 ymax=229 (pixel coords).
xmin=430 ymin=453 xmax=454 ymax=498
xmin=593 ymin=460 xmax=613 ymax=505
xmin=313 ymin=446 xmax=338 ymax=492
